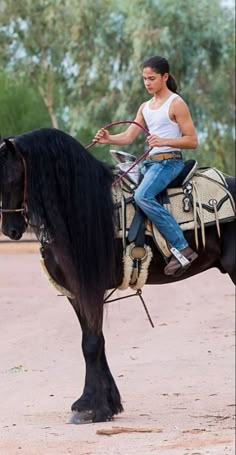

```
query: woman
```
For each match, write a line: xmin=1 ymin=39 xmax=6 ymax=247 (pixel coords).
xmin=94 ymin=55 xmax=198 ymax=276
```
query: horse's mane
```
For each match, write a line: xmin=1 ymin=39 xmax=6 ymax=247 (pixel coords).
xmin=15 ymin=128 xmax=115 ymax=329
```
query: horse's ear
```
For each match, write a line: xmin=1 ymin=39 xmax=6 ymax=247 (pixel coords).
xmin=3 ymin=138 xmax=17 ymax=155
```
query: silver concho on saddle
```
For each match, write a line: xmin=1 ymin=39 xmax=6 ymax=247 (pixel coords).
xmin=111 ymin=150 xmax=236 ymax=289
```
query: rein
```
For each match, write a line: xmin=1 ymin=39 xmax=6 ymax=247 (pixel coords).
xmin=1 ymin=120 xmax=149 ymax=215
xmin=86 ymin=120 xmax=153 ymax=187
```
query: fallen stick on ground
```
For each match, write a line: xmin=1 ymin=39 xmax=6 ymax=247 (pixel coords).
xmin=96 ymin=426 xmax=163 ymax=436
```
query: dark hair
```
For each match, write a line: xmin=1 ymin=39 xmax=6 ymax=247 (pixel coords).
xmin=142 ymin=56 xmax=178 ymax=93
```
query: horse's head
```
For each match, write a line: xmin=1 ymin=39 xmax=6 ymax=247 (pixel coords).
xmin=0 ymin=138 xmax=28 ymax=240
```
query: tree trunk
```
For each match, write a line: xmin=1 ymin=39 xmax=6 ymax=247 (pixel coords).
xmin=34 ymin=73 xmax=59 ymax=129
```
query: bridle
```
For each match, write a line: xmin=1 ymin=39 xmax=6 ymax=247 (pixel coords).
xmin=0 ymin=140 xmax=28 ymax=217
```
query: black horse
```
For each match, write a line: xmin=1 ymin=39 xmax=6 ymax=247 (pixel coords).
xmin=0 ymin=128 xmax=235 ymax=423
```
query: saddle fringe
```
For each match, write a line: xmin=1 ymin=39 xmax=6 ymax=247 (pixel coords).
xmin=192 ymin=170 xmax=236 ymax=249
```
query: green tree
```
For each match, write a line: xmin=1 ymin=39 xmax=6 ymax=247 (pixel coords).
xmin=0 ymin=72 xmax=50 ymax=136
xmin=0 ymin=0 xmax=234 ymax=171
xmin=107 ymin=0 xmax=235 ymax=172
xmin=0 ymin=0 xmax=127 ymax=133
xmin=0 ymin=0 xmax=76 ymax=128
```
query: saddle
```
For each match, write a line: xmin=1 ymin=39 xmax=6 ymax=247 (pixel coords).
xmin=112 ymin=151 xmax=236 ymax=283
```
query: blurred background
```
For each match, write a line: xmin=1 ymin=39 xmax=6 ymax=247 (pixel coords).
xmin=0 ymin=0 xmax=235 ymax=172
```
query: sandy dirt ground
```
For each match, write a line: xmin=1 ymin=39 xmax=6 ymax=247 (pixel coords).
xmin=0 ymin=240 xmax=235 ymax=455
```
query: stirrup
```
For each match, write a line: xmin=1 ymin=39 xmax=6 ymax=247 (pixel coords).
xmin=165 ymin=248 xmax=198 ymax=277
xmin=170 ymin=247 xmax=190 ymax=267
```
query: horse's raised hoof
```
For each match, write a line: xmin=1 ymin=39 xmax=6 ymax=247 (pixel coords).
xmin=66 ymin=410 xmax=93 ymax=425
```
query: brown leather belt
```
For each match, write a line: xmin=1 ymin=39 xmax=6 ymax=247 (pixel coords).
xmin=147 ymin=152 xmax=182 ymax=161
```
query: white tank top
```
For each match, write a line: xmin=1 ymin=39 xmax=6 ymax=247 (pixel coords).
xmin=142 ymin=93 xmax=182 ymax=155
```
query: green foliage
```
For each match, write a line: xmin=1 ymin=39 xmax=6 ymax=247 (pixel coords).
xmin=0 ymin=0 xmax=234 ymax=173
xmin=0 ymin=72 xmax=51 ymax=136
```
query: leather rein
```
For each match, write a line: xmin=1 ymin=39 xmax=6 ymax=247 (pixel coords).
xmin=86 ymin=120 xmax=152 ymax=187
xmin=0 ymin=120 xmax=150 ymax=216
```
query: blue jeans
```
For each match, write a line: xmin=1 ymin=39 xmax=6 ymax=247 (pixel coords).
xmin=134 ymin=159 xmax=188 ymax=250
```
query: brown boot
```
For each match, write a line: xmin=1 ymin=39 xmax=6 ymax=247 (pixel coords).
xmin=164 ymin=247 xmax=198 ymax=276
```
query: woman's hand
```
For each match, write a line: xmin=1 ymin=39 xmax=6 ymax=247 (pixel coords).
xmin=146 ymin=134 xmax=167 ymax=147
xmin=93 ymin=128 xmax=110 ymax=144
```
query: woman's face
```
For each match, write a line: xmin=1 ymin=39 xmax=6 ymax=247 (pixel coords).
xmin=142 ymin=67 xmax=168 ymax=94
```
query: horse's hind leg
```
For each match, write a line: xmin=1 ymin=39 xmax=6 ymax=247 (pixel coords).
xmin=68 ymin=307 xmax=123 ymax=424
xmin=220 ymin=221 xmax=236 ymax=284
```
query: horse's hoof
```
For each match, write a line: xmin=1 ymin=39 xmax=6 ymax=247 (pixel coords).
xmin=66 ymin=410 xmax=93 ymax=425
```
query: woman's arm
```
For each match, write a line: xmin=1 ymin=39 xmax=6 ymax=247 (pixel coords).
xmin=94 ymin=103 xmax=146 ymax=146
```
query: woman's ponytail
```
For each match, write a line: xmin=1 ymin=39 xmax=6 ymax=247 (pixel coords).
xmin=167 ymin=73 xmax=178 ymax=93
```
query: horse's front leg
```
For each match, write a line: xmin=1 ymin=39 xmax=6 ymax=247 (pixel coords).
xmin=42 ymin=245 xmax=123 ymax=423
xmin=68 ymin=310 xmax=123 ymax=423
